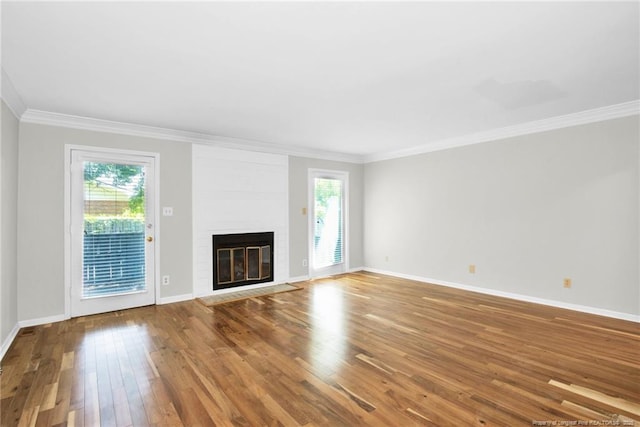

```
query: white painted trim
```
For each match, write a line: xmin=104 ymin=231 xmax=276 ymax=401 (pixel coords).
xmin=191 ymin=173 xmax=197 ymax=299
xmin=0 ymin=68 xmax=27 ymax=118
xmin=363 ymin=267 xmax=640 ymax=323
xmin=20 ymin=109 xmax=363 ymax=164
xmin=152 ymin=155 xmax=162 ymax=309
xmin=158 ymin=293 xmax=194 ymax=305
xmin=0 ymin=64 xmax=3 ymax=365
xmin=364 ymin=100 xmax=640 ymax=162
xmin=290 ymin=266 xmax=362 ymax=283
xmin=0 ymin=322 xmax=20 ymax=362
xmin=288 ymin=275 xmax=310 ymax=283
xmin=18 ymin=314 xmax=67 ymax=328
xmin=63 ymin=146 xmax=75 ymax=320
xmin=18 ymin=101 xmax=639 ymax=165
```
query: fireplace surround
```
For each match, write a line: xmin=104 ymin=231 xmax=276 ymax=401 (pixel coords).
xmin=212 ymin=232 xmax=274 ymax=290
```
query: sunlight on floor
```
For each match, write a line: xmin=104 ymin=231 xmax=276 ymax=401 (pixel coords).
xmin=309 ymin=284 xmax=347 ymax=376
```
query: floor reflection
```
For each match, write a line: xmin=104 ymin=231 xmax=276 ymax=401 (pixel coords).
xmin=77 ymin=321 xmax=157 ymax=399
xmin=309 ymin=283 xmax=347 ymax=377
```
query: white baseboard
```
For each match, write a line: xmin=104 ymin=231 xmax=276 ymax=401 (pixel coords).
xmin=158 ymin=293 xmax=194 ymax=305
xmin=288 ymin=266 xmax=364 ymax=284
xmin=1 ymin=322 xmax=20 ymax=362
xmin=18 ymin=314 xmax=67 ymax=328
xmin=288 ymin=275 xmax=310 ymax=283
xmin=363 ymin=267 xmax=640 ymax=323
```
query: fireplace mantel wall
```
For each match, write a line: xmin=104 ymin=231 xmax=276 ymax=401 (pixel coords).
xmin=192 ymin=145 xmax=289 ymax=297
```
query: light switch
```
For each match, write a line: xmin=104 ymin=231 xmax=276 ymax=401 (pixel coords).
xmin=163 ymin=207 xmax=174 ymax=216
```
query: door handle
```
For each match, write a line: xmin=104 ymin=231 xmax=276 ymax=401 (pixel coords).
xmin=146 ymin=236 xmax=153 ymax=242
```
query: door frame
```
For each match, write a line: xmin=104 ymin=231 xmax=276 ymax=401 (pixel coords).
xmin=307 ymin=168 xmax=349 ymax=278
xmin=64 ymin=145 xmax=161 ymax=319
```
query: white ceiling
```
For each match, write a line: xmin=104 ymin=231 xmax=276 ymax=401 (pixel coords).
xmin=2 ymin=1 xmax=639 ymax=162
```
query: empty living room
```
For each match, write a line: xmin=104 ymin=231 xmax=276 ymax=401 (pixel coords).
xmin=1 ymin=1 xmax=638 ymax=426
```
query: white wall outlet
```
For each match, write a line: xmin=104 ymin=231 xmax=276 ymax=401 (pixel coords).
xmin=162 ymin=275 xmax=170 ymax=286
xmin=162 ymin=207 xmax=173 ymax=216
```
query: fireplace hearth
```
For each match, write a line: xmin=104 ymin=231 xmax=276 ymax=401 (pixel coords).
xmin=212 ymin=232 xmax=274 ymax=290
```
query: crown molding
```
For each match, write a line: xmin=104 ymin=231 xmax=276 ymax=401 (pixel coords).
xmin=364 ymin=100 xmax=640 ymax=163
xmin=17 ymin=99 xmax=639 ymax=165
xmin=1 ymin=68 xmax=27 ymax=118
xmin=20 ymin=109 xmax=365 ymax=164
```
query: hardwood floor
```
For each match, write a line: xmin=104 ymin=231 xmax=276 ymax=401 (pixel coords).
xmin=1 ymin=271 xmax=638 ymax=426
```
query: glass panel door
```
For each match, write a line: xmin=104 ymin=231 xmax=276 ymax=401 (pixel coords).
xmin=70 ymin=149 xmax=156 ymax=317
xmin=309 ymin=170 xmax=348 ymax=277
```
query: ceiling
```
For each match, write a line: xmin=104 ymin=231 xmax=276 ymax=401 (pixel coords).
xmin=2 ymin=2 xmax=639 ymax=162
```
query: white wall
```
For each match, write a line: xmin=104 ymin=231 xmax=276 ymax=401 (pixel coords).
xmin=17 ymin=122 xmax=193 ymax=322
xmin=364 ymin=116 xmax=640 ymax=318
xmin=1 ymin=100 xmax=20 ymax=358
xmin=192 ymin=145 xmax=289 ymax=296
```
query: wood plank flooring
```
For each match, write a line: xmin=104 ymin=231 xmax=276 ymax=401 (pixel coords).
xmin=1 ymin=271 xmax=638 ymax=426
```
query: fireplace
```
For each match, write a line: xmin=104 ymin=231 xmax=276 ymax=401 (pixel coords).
xmin=212 ymin=232 xmax=274 ymax=290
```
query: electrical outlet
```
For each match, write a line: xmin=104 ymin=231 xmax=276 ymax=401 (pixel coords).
xmin=469 ymin=264 xmax=476 ymax=274
xmin=162 ymin=207 xmax=173 ymax=216
xmin=563 ymin=278 xmax=572 ymax=288
xmin=162 ymin=275 xmax=170 ymax=286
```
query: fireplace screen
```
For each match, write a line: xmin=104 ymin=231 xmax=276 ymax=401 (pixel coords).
xmin=212 ymin=232 xmax=274 ymax=290
xmin=217 ymin=245 xmax=270 ymax=285
xmin=246 ymin=246 xmax=271 ymax=280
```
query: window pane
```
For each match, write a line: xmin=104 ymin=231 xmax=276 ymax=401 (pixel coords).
xmin=313 ymin=178 xmax=343 ymax=269
xmin=83 ymin=161 xmax=146 ymax=297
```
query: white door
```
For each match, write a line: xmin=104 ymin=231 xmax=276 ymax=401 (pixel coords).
xmin=309 ymin=169 xmax=348 ymax=277
xmin=70 ymin=149 xmax=156 ymax=317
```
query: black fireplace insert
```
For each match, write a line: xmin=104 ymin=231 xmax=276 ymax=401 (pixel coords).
xmin=212 ymin=232 xmax=274 ymax=290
